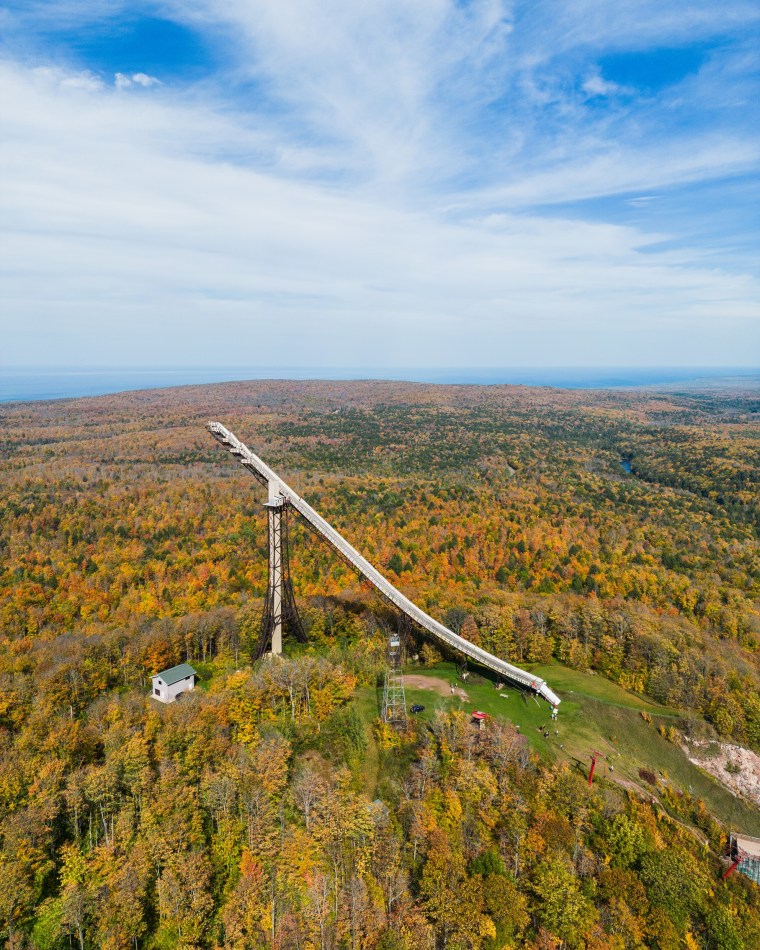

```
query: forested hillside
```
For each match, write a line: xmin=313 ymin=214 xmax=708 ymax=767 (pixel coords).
xmin=0 ymin=380 xmax=758 ymax=947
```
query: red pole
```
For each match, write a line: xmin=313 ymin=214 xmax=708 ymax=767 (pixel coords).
xmin=722 ymin=858 xmax=741 ymax=880
xmin=588 ymin=750 xmax=604 ymax=785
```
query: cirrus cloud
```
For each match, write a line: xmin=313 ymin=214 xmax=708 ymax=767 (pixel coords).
xmin=1 ymin=0 xmax=758 ymax=368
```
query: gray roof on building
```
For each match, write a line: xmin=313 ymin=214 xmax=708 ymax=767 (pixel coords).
xmin=154 ymin=663 xmax=197 ymax=686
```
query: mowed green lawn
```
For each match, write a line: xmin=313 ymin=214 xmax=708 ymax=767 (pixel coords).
xmin=350 ymin=661 xmax=760 ymax=836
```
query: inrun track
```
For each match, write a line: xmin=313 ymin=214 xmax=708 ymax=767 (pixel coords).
xmin=207 ymin=421 xmax=560 ymax=708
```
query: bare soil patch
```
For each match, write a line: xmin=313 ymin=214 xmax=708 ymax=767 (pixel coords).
xmin=404 ymin=674 xmax=469 ymax=701
xmin=684 ymin=739 xmax=760 ymax=805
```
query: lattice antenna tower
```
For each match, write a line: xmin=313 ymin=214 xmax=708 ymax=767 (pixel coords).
xmin=382 ymin=631 xmax=407 ymax=729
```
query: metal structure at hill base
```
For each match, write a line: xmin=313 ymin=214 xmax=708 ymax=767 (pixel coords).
xmin=724 ymin=833 xmax=760 ymax=883
xmin=206 ymin=421 xmax=560 ymax=708
xmin=382 ymin=634 xmax=407 ymax=728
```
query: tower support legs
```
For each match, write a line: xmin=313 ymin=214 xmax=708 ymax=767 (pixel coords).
xmin=259 ymin=500 xmax=306 ymax=659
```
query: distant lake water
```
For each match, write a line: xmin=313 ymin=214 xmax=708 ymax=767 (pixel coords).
xmin=1 ymin=366 xmax=758 ymax=404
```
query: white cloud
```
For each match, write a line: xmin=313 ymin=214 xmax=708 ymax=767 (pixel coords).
xmin=473 ymin=139 xmax=760 ymax=208
xmin=1 ymin=1 xmax=759 ymax=367
xmin=148 ymin=1 xmax=759 ymax=204
xmin=132 ymin=72 xmax=161 ymax=87
xmin=115 ymin=72 xmax=162 ymax=89
xmin=32 ymin=66 xmax=103 ymax=92
xmin=582 ymin=71 xmax=630 ymax=98
xmin=1 ymin=57 xmax=757 ymax=368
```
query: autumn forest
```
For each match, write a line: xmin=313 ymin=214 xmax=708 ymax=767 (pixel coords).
xmin=0 ymin=379 xmax=758 ymax=948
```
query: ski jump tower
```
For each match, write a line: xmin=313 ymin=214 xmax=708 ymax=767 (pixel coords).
xmin=206 ymin=422 xmax=561 ymax=709
xmin=261 ymin=487 xmax=307 ymax=657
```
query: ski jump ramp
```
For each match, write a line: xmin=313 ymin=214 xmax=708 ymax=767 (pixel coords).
xmin=207 ymin=422 xmax=560 ymax=708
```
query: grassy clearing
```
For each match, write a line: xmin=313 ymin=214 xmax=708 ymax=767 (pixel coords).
xmin=368 ymin=661 xmax=760 ymax=836
xmin=351 ymin=686 xmax=383 ymax=798
xmin=523 ymin=663 xmax=682 ymax=715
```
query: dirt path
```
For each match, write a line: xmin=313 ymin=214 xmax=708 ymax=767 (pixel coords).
xmin=612 ymin=775 xmax=710 ymax=848
xmin=404 ymin=674 xmax=469 ymax=701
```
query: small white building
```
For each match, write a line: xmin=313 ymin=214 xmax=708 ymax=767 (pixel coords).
xmin=151 ymin=663 xmax=197 ymax=703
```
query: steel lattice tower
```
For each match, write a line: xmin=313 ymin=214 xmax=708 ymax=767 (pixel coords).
xmin=257 ymin=497 xmax=307 ymax=659
xmin=382 ymin=633 xmax=407 ymax=729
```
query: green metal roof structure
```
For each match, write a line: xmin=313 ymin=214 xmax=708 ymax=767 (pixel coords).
xmin=155 ymin=663 xmax=197 ymax=686
xmin=732 ymin=834 xmax=760 ymax=885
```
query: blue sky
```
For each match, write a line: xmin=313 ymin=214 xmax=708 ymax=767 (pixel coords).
xmin=1 ymin=0 xmax=758 ymax=368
